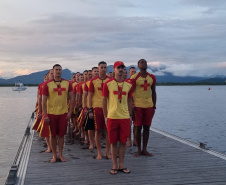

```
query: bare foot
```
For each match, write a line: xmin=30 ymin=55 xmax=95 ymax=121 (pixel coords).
xmin=89 ymin=144 xmax=94 ymax=149
xmin=96 ymin=155 xmax=102 ymax=160
xmin=133 ymin=141 xmax=137 ymax=146
xmin=105 ymin=153 xmax=112 ymax=159
xmin=58 ymin=156 xmax=67 ymax=162
xmin=110 ymin=169 xmax=118 ymax=175
xmin=126 ymin=140 xmax=132 ymax=147
xmin=70 ymin=122 xmax=73 ymax=128
xmin=50 ymin=157 xmax=57 ymax=163
xmin=76 ymin=131 xmax=81 ymax=136
xmin=73 ymin=128 xmax=78 ymax=133
xmin=141 ymin=150 xmax=154 ymax=157
xmin=84 ymin=139 xmax=89 ymax=144
xmin=134 ymin=150 xmax=141 ymax=157
xmin=45 ymin=148 xmax=52 ymax=153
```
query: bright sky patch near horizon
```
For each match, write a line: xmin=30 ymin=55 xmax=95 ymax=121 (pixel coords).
xmin=0 ymin=0 xmax=226 ymax=79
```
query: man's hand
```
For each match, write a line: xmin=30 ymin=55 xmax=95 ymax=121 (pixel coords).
xmin=89 ymin=112 xmax=94 ymax=119
xmin=38 ymin=112 xmax=42 ymax=119
xmin=44 ymin=115 xmax=50 ymax=124
xmin=105 ymin=117 xmax=108 ymax=126
xmin=67 ymin=112 xmax=72 ymax=120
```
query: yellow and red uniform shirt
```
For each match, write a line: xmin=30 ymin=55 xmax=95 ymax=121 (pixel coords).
xmin=38 ymin=82 xmax=46 ymax=96
xmin=42 ymin=79 xmax=73 ymax=115
xmin=130 ymin=72 xmax=156 ymax=108
xmin=89 ymin=76 xmax=111 ymax=108
xmin=72 ymin=81 xmax=78 ymax=90
xmin=78 ymin=82 xmax=86 ymax=106
xmin=83 ymin=79 xmax=92 ymax=108
xmin=102 ymin=79 xmax=133 ymax=119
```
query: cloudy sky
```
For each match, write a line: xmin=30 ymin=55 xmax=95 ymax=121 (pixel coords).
xmin=0 ymin=0 xmax=226 ymax=79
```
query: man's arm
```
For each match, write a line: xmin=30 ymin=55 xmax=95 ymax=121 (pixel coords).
xmin=42 ymin=95 xmax=49 ymax=123
xmin=151 ymin=83 xmax=157 ymax=109
xmin=37 ymin=95 xmax=42 ymax=118
xmin=83 ymin=91 xmax=88 ymax=109
xmin=88 ymin=92 xmax=93 ymax=108
xmin=102 ymin=96 xmax=108 ymax=125
xmin=128 ymin=97 xmax=132 ymax=116
xmin=67 ymin=91 xmax=74 ymax=119
xmin=88 ymin=92 xmax=94 ymax=119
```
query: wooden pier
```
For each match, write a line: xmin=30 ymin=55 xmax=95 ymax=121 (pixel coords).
xmin=22 ymin=127 xmax=226 ymax=185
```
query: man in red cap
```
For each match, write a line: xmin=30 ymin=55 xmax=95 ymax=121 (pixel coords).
xmin=103 ymin=61 xmax=133 ymax=174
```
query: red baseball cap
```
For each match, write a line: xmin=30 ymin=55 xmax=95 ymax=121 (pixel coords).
xmin=114 ymin=61 xmax=125 ymax=68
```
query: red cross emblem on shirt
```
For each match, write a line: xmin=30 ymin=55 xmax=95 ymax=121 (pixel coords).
xmin=98 ymin=83 xmax=103 ymax=91
xmin=53 ymin=84 xmax=66 ymax=95
xmin=113 ymin=86 xmax=126 ymax=100
xmin=141 ymin=80 xmax=150 ymax=91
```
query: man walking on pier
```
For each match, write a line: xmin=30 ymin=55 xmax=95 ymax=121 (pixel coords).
xmin=130 ymin=59 xmax=157 ymax=157
xmin=103 ymin=61 xmax=133 ymax=174
xmin=42 ymin=64 xmax=74 ymax=162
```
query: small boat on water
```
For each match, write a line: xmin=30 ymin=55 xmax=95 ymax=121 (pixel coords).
xmin=12 ymin=82 xmax=27 ymax=91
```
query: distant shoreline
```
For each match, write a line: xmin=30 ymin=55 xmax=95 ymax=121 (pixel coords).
xmin=0 ymin=82 xmax=225 ymax=87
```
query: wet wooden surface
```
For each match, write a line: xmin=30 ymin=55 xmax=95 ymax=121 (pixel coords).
xmin=24 ymin=129 xmax=226 ymax=185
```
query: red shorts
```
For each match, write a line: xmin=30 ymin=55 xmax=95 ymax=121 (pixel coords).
xmin=94 ymin=108 xmax=106 ymax=131
xmin=48 ymin=113 xmax=68 ymax=137
xmin=133 ymin=107 xmax=155 ymax=126
xmin=107 ymin=118 xmax=130 ymax=144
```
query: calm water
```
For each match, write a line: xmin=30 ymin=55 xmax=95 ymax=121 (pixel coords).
xmin=0 ymin=86 xmax=226 ymax=183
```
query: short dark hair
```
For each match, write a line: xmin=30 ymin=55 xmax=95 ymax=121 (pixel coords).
xmin=92 ymin=67 xmax=98 ymax=71
xmin=138 ymin=59 xmax=147 ymax=65
xmin=88 ymin=70 xmax=92 ymax=72
xmin=83 ymin=70 xmax=88 ymax=74
xmin=53 ymin=64 xmax=62 ymax=69
xmin=98 ymin=61 xmax=107 ymax=66
xmin=129 ymin=66 xmax=136 ymax=71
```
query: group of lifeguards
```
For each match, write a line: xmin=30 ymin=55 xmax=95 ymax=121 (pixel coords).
xmin=33 ymin=59 xmax=157 ymax=175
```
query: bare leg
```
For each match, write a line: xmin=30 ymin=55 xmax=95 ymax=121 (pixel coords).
xmin=58 ymin=136 xmax=66 ymax=162
xmin=141 ymin=125 xmax=153 ymax=156
xmin=95 ymin=130 xmax=102 ymax=159
xmin=84 ymin=130 xmax=89 ymax=144
xmin=118 ymin=142 xmax=130 ymax=173
xmin=134 ymin=126 xmax=142 ymax=157
xmin=73 ymin=118 xmax=78 ymax=132
xmin=105 ymin=131 xmax=111 ymax=159
xmin=88 ymin=130 xmax=95 ymax=149
xmin=80 ymin=126 xmax=85 ymax=139
xmin=50 ymin=136 xmax=57 ymax=163
xmin=126 ymin=125 xmax=132 ymax=147
xmin=133 ymin=125 xmax=137 ymax=146
xmin=45 ymin=137 xmax=52 ymax=153
xmin=118 ymin=142 xmax=126 ymax=169
xmin=110 ymin=143 xmax=118 ymax=174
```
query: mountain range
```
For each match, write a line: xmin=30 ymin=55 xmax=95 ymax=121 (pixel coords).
xmin=0 ymin=65 xmax=225 ymax=85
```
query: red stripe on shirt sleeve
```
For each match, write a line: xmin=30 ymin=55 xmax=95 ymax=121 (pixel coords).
xmin=128 ymin=85 xmax=133 ymax=98
xmin=84 ymin=83 xmax=88 ymax=92
xmin=73 ymin=84 xmax=77 ymax=94
xmin=79 ymin=83 xmax=83 ymax=95
xmin=102 ymin=81 xmax=109 ymax=97
xmin=42 ymin=82 xmax=49 ymax=96
xmin=68 ymin=82 xmax=73 ymax=92
xmin=89 ymin=80 xmax=94 ymax=93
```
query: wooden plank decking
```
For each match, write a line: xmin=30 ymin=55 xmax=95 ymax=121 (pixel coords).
xmin=24 ymin=129 xmax=226 ymax=185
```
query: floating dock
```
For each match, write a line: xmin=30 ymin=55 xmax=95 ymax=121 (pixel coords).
xmin=5 ymin=114 xmax=226 ymax=185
